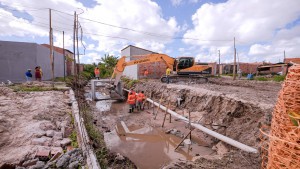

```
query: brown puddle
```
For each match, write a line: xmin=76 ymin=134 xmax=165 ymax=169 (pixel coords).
xmin=104 ymin=122 xmax=215 ymax=169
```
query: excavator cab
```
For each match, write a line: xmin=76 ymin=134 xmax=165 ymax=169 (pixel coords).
xmin=177 ymin=57 xmax=195 ymax=70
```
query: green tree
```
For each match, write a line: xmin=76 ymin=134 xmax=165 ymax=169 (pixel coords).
xmin=82 ymin=54 xmax=119 ymax=79
xmin=98 ymin=54 xmax=119 ymax=78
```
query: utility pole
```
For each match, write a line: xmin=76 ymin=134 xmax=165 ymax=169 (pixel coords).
xmin=63 ymin=31 xmax=65 ymax=81
xmin=49 ymin=9 xmax=54 ymax=84
xmin=233 ymin=37 xmax=236 ymax=80
xmin=76 ymin=14 xmax=80 ymax=75
xmin=218 ymin=50 xmax=220 ymax=76
xmin=73 ymin=11 xmax=76 ymax=75
xmin=284 ymin=50 xmax=286 ymax=62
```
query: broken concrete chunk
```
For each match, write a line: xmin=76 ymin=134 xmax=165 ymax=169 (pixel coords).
xmin=39 ymin=122 xmax=55 ymax=131
xmin=68 ymin=161 xmax=79 ymax=169
xmin=56 ymin=154 xmax=71 ymax=168
xmin=33 ymin=130 xmax=46 ymax=138
xmin=51 ymin=147 xmax=63 ymax=155
xmin=115 ymin=153 xmax=125 ymax=161
xmin=53 ymin=131 xmax=63 ymax=140
xmin=28 ymin=161 xmax=45 ymax=169
xmin=22 ymin=158 xmax=38 ymax=167
xmin=16 ymin=167 xmax=26 ymax=169
xmin=32 ymin=137 xmax=52 ymax=146
xmin=52 ymin=140 xmax=62 ymax=147
xmin=46 ymin=130 xmax=55 ymax=137
xmin=61 ymin=138 xmax=72 ymax=147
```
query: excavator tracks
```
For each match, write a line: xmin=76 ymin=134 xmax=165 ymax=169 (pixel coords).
xmin=160 ymin=75 xmax=208 ymax=83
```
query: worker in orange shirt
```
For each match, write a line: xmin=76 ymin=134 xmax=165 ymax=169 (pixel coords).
xmin=144 ymin=69 xmax=148 ymax=79
xmin=127 ymin=92 xmax=136 ymax=113
xmin=136 ymin=91 xmax=146 ymax=111
xmin=94 ymin=67 xmax=100 ymax=79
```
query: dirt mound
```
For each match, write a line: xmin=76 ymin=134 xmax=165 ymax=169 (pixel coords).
xmin=0 ymin=87 xmax=13 ymax=96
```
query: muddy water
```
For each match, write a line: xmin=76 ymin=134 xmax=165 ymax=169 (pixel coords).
xmin=96 ymin=100 xmax=215 ymax=169
xmin=105 ymin=124 xmax=215 ymax=169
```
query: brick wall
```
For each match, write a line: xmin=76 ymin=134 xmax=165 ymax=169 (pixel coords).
xmin=67 ymin=61 xmax=73 ymax=76
xmin=219 ymin=63 xmax=283 ymax=74
xmin=207 ymin=62 xmax=216 ymax=75
xmin=138 ymin=61 xmax=168 ymax=78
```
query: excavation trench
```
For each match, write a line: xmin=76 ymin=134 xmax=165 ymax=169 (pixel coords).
xmin=94 ymin=99 xmax=215 ymax=169
xmin=89 ymin=79 xmax=278 ymax=168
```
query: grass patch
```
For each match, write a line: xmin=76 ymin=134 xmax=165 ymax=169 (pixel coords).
xmin=271 ymin=75 xmax=286 ymax=82
xmin=9 ymin=86 xmax=66 ymax=92
xmin=121 ymin=77 xmax=141 ymax=88
xmin=255 ymin=77 xmax=268 ymax=81
xmin=254 ymin=75 xmax=286 ymax=82
xmin=55 ymin=75 xmax=75 ymax=82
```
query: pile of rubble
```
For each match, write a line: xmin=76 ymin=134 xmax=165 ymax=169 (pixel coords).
xmin=0 ymin=88 xmax=80 ymax=167
xmin=16 ymin=148 xmax=84 ymax=169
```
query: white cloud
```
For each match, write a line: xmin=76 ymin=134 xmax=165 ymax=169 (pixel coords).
xmin=179 ymin=48 xmax=185 ymax=52
xmin=0 ymin=0 xmax=180 ymax=63
xmin=0 ymin=8 xmax=48 ymax=37
xmin=171 ymin=0 xmax=182 ymax=6
xmin=183 ymin=0 xmax=300 ymax=63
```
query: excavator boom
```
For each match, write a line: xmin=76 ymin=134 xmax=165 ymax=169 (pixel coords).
xmin=111 ymin=54 xmax=211 ymax=86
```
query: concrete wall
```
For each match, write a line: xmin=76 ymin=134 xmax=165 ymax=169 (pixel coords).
xmin=121 ymin=45 xmax=158 ymax=80
xmin=0 ymin=41 xmax=37 ymax=82
xmin=121 ymin=47 xmax=139 ymax=80
xmin=0 ymin=40 xmax=65 ymax=82
xmin=36 ymin=45 xmax=64 ymax=81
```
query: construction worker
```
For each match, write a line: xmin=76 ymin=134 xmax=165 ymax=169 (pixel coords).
xmin=166 ymin=67 xmax=171 ymax=84
xmin=127 ymin=92 xmax=136 ymax=113
xmin=94 ymin=67 xmax=100 ymax=79
xmin=128 ymin=88 xmax=136 ymax=97
xmin=136 ymin=91 xmax=146 ymax=111
xmin=144 ymin=69 xmax=148 ymax=78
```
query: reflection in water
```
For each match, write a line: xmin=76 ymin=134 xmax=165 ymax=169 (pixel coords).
xmin=104 ymin=122 xmax=215 ymax=169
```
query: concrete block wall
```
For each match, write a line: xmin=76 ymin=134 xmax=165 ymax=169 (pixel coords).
xmin=121 ymin=45 xmax=158 ymax=80
xmin=36 ymin=45 xmax=64 ymax=81
xmin=0 ymin=40 xmax=65 ymax=82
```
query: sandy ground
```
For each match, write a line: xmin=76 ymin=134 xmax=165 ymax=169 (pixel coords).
xmin=0 ymin=87 xmax=71 ymax=166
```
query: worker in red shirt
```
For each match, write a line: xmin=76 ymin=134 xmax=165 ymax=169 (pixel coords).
xmin=127 ymin=92 xmax=136 ymax=113
xmin=136 ymin=91 xmax=146 ymax=111
xmin=94 ymin=67 xmax=100 ymax=79
xmin=144 ymin=69 xmax=148 ymax=79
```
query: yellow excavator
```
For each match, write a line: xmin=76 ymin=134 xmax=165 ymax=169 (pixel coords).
xmin=111 ymin=54 xmax=211 ymax=86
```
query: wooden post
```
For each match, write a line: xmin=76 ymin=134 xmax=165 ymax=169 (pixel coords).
xmin=49 ymin=9 xmax=54 ymax=82
xmin=162 ymin=97 xmax=171 ymax=127
xmin=76 ymin=15 xmax=80 ymax=75
xmin=188 ymin=109 xmax=191 ymax=129
xmin=154 ymin=93 xmax=163 ymax=120
xmin=175 ymin=130 xmax=191 ymax=150
xmin=218 ymin=50 xmax=220 ymax=76
xmin=73 ymin=11 xmax=76 ymax=75
xmin=63 ymin=31 xmax=65 ymax=81
xmin=233 ymin=37 xmax=236 ymax=80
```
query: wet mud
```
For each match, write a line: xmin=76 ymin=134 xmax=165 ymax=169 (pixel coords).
xmin=93 ymin=96 xmax=215 ymax=169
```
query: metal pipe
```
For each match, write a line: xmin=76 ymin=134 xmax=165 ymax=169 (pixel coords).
xmin=124 ymin=89 xmax=258 ymax=153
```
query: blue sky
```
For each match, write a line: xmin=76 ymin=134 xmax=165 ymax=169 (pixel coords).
xmin=0 ymin=0 xmax=300 ymax=64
